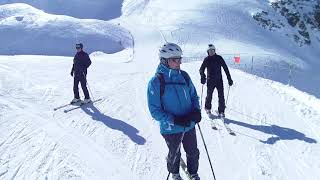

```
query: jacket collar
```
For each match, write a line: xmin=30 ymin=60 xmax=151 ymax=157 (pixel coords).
xmin=156 ymin=63 xmax=181 ymax=78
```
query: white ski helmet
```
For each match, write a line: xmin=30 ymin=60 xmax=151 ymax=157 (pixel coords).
xmin=207 ymin=44 xmax=215 ymax=52
xmin=159 ymin=43 xmax=183 ymax=59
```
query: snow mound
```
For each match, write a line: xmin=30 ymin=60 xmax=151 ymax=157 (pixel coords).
xmin=0 ymin=0 xmax=123 ymax=20
xmin=0 ymin=3 xmax=133 ymax=56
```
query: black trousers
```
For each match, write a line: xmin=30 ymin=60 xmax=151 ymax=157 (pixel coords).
xmin=205 ymin=79 xmax=225 ymax=113
xmin=73 ymin=73 xmax=90 ymax=99
xmin=162 ymin=128 xmax=200 ymax=175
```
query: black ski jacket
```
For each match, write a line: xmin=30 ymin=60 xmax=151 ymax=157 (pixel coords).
xmin=71 ymin=51 xmax=91 ymax=77
xmin=199 ymin=54 xmax=232 ymax=82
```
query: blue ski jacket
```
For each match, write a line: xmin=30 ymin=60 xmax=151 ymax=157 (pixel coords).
xmin=147 ymin=64 xmax=200 ymax=134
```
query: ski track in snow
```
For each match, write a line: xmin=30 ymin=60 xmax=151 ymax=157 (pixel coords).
xmin=1 ymin=53 xmax=320 ymax=179
xmin=183 ymin=63 xmax=319 ymax=180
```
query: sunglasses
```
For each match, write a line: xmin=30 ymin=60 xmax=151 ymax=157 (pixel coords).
xmin=169 ymin=57 xmax=182 ymax=63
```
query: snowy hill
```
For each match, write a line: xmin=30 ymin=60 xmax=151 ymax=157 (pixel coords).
xmin=253 ymin=0 xmax=320 ymax=47
xmin=0 ymin=1 xmax=320 ymax=180
xmin=121 ymin=0 xmax=320 ymax=97
xmin=0 ymin=3 xmax=133 ymax=56
xmin=0 ymin=53 xmax=319 ymax=179
xmin=0 ymin=0 xmax=123 ymax=20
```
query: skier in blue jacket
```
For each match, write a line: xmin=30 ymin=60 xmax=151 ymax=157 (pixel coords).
xmin=147 ymin=43 xmax=201 ymax=180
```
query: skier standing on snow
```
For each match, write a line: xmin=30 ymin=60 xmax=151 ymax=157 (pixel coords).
xmin=199 ymin=44 xmax=233 ymax=117
xmin=147 ymin=43 xmax=201 ymax=180
xmin=70 ymin=43 xmax=92 ymax=104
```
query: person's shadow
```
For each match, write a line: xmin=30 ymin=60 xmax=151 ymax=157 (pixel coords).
xmin=223 ymin=118 xmax=317 ymax=145
xmin=81 ymin=104 xmax=146 ymax=145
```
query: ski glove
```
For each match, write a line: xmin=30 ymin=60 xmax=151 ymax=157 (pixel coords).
xmin=191 ymin=109 xmax=201 ymax=123
xmin=174 ymin=115 xmax=191 ymax=127
xmin=228 ymin=79 xmax=233 ymax=86
xmin=201 ymin=76 xmax=206 ymax=84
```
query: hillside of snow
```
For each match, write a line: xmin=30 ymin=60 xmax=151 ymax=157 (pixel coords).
xmin=0 ymin=52 xmax=319 ymax=179
xmin=0 ymin=0 xmax=123 ymax=20
xmin=120 ymin=0 xmax=320 ymax=97
xmin=253 ymin=0 xmax=320 ymax=47
xmin=1 ymin=1 xmax=318 ymax=85
xmin=0 ymin=1 xmax=320 ymax=180
xmin=0 ymin=3 xmax=133 ymax=56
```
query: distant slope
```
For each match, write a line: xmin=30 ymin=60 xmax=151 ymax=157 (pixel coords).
xmin=0 ymin=0 xmax=123 ymax=20
xmin=0 ymin=3 xmax=133 ymax=56
xmin=120 ymin=0 xmax=320 ymax=97
xmin=252 ymin=0 xmax=320 ymax=47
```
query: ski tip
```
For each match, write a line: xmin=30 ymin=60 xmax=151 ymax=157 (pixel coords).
xmin=212 ymin=126 xmax=218 ymax=130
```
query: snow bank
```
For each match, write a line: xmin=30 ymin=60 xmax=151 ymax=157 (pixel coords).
xmin=0 ymin=3 xmax=133 ymax=56
xmin=0 ymin=0 xmax=123 ymax=20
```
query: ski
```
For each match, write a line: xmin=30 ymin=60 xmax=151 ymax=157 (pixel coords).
xmin=54 ymin=100 xmax=87 ymax=111
xmin=206 ymin=111 xmax=218 ymax=130
xmin=63 ymin=98 xmax=103 ymax=113
xmin=180 ymin=158 xmax=192 ymax=180
xmin=222 ymin=119 xmax=236 ymax=136
xmin=215 ymin=110 xmax=236 ymax=136
xmin=54 ymin=103 xmax=72 ymax=111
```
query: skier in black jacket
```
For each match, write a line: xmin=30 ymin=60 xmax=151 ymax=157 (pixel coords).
xmin=70 ymin=43 xmax=92 ymax=104
xmin=199 ymin=44 xmax=233 ymax=117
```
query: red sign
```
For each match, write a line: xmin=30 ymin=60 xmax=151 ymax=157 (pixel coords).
xmin=234 ymin=56 xmax=240 ymax=63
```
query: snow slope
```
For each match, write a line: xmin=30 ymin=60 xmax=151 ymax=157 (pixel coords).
xmin=0 ymin=1 xmax=320 ymax=180
xmin=0 ymin=29 xmax=319 ymax=179
xmin=0 ymin=3 xmax=133 ymax=56
xmin=121 ymin=0 xmax=320 ymax=98
xmin=0 ymin=1 xmax=318 ymax=96
xmin=0 ymin=0 xmax=123 ymax=20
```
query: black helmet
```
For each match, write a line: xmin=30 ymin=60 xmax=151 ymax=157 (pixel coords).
xmin=76 ymin=43 xmax=83 ymax=49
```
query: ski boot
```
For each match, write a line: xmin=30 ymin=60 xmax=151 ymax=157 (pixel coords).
xmin=191 ymin=173 xmax=200 ymax=180
xmin=83 ymin=98 xmax=92 ymax=104
xmin=218 ymin=111 xmax=225 ymax=118
xmin=172 ymin=173 xmax=183 ymax=180
xmin=205 ymin=108 xmax=211 ymax=114
xmin=70 ymin=98 xmax=81 ymax=104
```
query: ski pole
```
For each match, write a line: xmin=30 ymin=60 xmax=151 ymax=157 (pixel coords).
xmin=200 ymin=84 xmax=204 ymax=110
xmin=225 ymin=85 xmax=231 ymax=107
xmin=197 ymin=124 xmax=216 ymax=180
xmin=199 ymin=83 xmax=216 ymax=179
xmin=83 ymin=72 xmax=95 ymax=101
xmin=166 ymin=129 xmax=186 ymax=180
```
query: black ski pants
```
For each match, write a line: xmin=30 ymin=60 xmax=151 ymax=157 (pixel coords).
xmin=162 ymin=127 xmax=200 ymax=175
xmin=73 ymin=73 xmax=90 ymax=99
xmin=205 ymin=79 xmax=225 ymax=113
